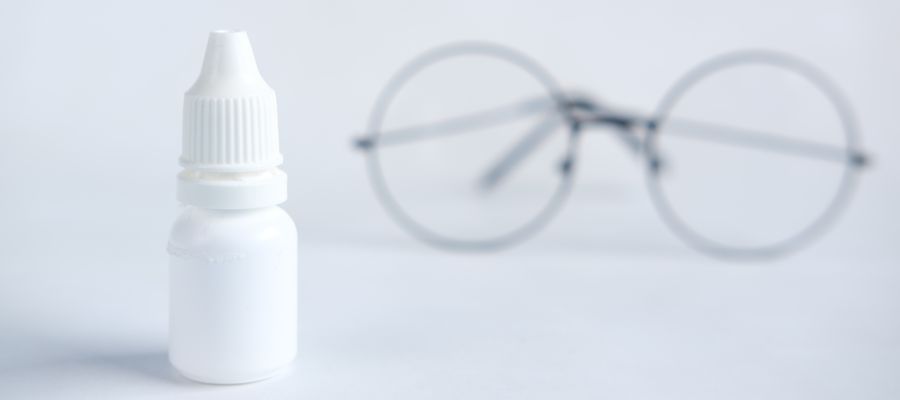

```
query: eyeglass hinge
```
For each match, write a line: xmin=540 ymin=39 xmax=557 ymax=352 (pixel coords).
xmin=354 ymin=137 xmax=375 ymax=151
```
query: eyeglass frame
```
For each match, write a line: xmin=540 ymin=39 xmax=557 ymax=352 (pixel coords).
xmin=353 ymin=42 xmax=870 ymax=259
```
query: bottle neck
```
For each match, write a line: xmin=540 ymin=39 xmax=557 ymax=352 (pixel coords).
xmin=177 ymin=168 xmax=287 ymax=210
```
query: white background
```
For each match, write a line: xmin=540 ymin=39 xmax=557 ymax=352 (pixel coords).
xmin=1 ymin=0 xmax=898 ymax=399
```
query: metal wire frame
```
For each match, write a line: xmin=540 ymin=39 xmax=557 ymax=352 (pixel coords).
xmin=354 ymin=42 xmax=869 ymax=259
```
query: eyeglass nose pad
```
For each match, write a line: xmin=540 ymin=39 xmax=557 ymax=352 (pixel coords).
xmin=558 ymin=156 xmax=574 ymax=176
xmin=850 ymin=151 xmax=870 ymax=168
xmin=648 ymin=155 xmax=666 ymax=176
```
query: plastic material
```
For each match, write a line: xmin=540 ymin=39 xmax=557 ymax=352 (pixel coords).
xmin=178 ymin=29 xmax=286 ymax=209
xmin=168 ymin=206 xmax=297 ymax=384
xmin=168 ymin=30 xmax=298 ymax=384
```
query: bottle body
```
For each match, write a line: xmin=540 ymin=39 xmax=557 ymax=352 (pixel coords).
xmin=168 ymin=205 xmax=297 ymax=384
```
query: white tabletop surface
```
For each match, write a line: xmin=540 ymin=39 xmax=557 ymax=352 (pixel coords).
xmin=1 ymin=190 xmax=898 ymax=400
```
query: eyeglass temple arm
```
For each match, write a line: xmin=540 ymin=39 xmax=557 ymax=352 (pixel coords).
xmin=640 ymin=117 xmax=870 ymax=168
xmin=353 ymin=95 xmax=556 ymax=150
xmin=477 ymin=112 xmax=566 ymax=190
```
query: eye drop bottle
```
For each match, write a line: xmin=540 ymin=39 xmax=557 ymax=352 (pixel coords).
xmin=167 ymin=30 xmax=297 ymax=384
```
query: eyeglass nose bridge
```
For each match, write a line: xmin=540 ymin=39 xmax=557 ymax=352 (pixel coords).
xmin=553 ymin=98 xmax=652 ymax=180
xmin=560 ymin=96 xmax=647 ymax=157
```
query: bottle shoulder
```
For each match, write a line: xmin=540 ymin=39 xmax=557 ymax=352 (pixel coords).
xmin=169 ymin=206 xmax=296 ymax=250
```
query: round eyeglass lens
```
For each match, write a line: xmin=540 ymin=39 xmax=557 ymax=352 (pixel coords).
xmin=647 ymin=52 xmax=859 ymax=256
xmin=366 ymin=44 xmax=574 ymax=248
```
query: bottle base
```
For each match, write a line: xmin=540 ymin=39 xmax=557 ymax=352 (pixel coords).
xmin=173 ymin=362 xmax=291 ymax=385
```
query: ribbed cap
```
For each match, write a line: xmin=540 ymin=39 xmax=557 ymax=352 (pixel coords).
xmin=180 ymin=30 xmax=282 ymax=172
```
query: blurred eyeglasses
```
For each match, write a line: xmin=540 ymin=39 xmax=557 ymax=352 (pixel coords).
xmin=353 ymin=42 xmax=870 ymax=259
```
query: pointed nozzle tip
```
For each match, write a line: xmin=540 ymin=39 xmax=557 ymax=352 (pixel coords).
xmin=187 ymin=29 xmax=272 ymax=97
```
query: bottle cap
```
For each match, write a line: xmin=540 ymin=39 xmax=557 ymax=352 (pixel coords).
xmin=178 ymin=30 xmax=287 ymax=209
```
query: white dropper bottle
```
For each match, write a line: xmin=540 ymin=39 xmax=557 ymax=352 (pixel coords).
xmin=167 ymin=30 xmax=297 ymax=384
